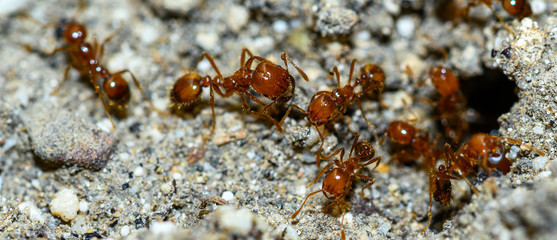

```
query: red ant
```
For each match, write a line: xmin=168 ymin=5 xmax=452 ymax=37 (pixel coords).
xmin=421 ymin=132 xmax=545 ymax=233
xmin=170 ymin=48 xmax=308 ymax=142
xmin=20 ymin=6 xmax=161 ymax=129
xmin=460 ymin=0 xmax=532 ymax=34
xmin=380 ymin=120 xmax=440 ymax=167
xmin=282 ymin=59 xmax=384 ymax=168
xmin=291 ymin=133 xmax=381 ymax=240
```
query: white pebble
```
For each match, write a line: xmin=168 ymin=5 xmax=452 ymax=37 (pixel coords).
xmin=296 ymin=185 xmax=307 ymax=195
xmin=396 ymin=16 xmax=415 ymax=38
xmin=120 ymin=225 xmax=130 ymax=237
xmin=18 ymin=202 xmax=45 ymax=224
xmin=140 ymin=25 xmax=159 ymax=45
xmin=79 ymin=200 xmax=89 ymax=213
xmin=172 ymin=172 xmax=183 ymax=180
xmin=533 ymin=156 xmax=549 ymax=171
xmin=196 ymin=31 xmax=219 ymax=51
xmin=0 ymin=0 xmax=30 ymax=16
xmin=530 ymin=0 xmax=547 ymax=15
xmin=160 ymin=183 xmax=173 ymax=194
xmin=539 ymin=171 xmax=552 ymax=178
xmin=151 ymin=221 xmax=176 ymax=235
xmin=227 ymin=5 xmax=249 ymax=32
xmin=221 ymin=191 xmax=235 ymax=202
xmin=49 ymin=188 xmax=79 ymax=222
xmin=342 ymin=212 xmax=353 ymax=225
xmin=220 ymin=208 xmax=256 ymax=235
xmin=2 ymin=136 xmax=17 ymax=151
xmin=119 ymin=152 xmax=130 ymax=161
xmin=533 ymin=126 xmax=543 ymax=134
xmin=133 ymin=166 xmax=145 ymax=177
xmin=71 ymin=215 xmax=89 ymax=235
xmin=273 ymin=20 xmax=288 ymax=33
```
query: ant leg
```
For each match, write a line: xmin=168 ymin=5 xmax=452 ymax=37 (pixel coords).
xmin=278 ymin=104 xmax=306 ymax=130
xmin=307 ymin=161 xmax=335 ymax=188
xmin=355 ymin=174 xmax=376 ymax=197
xmin=201 ymin=79 xmax=217 ymax=143
xmin=340 ymin=206 xmax=346 ymax=240
xmin=498 ymin=136 xmax=545 ymax=156
xmin=243 ymin=92 xmax=284 ymax=132
xmin=481 ymin=1 xmax=516 ymax=35
xmin=50 ymin=65 xmax=71 ymax=96
xmin=360 ymin=157 xmax=382 ymax=170
xmin=318 ymin=148 xmax=345 ymax=174
xmin=281 ymin=52 xmax=309 ymax=81
xmin=347 ymin=59 xmax=356 ymax=86
xmin=331 ymin=66 xmax=341 ymax=88
xmin=240 ymin=48 xmax=254 ymax=67
xmin=421 ymin=172 xmax=435 ymax=234
xmin=95 ymin=22 xmax=124 ymax=61
xmin=291 ymin=190 xmax=324 ymax=219
xmin=88 ymin=71 xmax=116 ymax=129
xmin=347 ymin=133 xmax=360 ymax=158
xmin=356 ymin=97 xmax=379 ymax=143
xmin=198 ymin=53 xmax=225 ymax=79
xmin=112 ymin=69 xmax=167 ymax=116
xmin=315 ymin=126 xmax=326 ymax=168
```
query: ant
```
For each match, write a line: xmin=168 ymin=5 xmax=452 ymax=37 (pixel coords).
xmin=281 ymin=59 xmax=384 ymax=168
xmin=380 ymin=120 xmax=440 ymax=167
xmin=460 ymin=0 xmax=532 ymax=34
xmin=170 ymin=48 xmax=308 ymax=141
xmin=291 ymin=133 xmax=381 ymax=240
xmin=428 ymin=65 xmax=469 ymax=144
xmin=421 ymin=133 xmax=545 ymax=233
xmin=19 ymin=4 xmax=161 ymax=129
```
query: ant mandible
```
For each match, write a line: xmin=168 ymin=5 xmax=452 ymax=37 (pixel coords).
xmin=170 ymin=48 xmax=308 ymax=141
xmin=281 ymin=59 xmax=384 ymax=168
xmin=291 ymin=133 xmax=381 ymax=240
xmin=21 ymin=4 xmax=161 ymax=129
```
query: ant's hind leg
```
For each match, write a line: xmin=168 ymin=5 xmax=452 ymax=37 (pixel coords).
xmin=50 ymin=65 xmax=71 ymax=96
xmin=113 ymin=69 xmax=167 ymax=116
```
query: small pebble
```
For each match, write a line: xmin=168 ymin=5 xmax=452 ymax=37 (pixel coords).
xmin=133 ymin=167 xmax=145 ymax=177
xmin=151 ymin=221 xmax=176 ymax=235
xmin=49 ymin=188 xmax=79 ymax=222
xmin=316 ymin=5 xmax=358 ymax=36
xmin=273 ymin=20 xmax=288 ymax=33
xmin=21 ymin=104 xmax=116 ymax=170
xmin=18 ymin=202 xmax=45 ymax=224
xmin=218 ymin=207 xmax=268 ymax=236
xmin=533 ymin=156 xmax=549 ymax=171
xmin=120 ymin=225 xmax=130 ymax=237
xmin=160 ymin=183 xmax=173 ymax=194
xmin=227 ymin=5 xmax=249 ymax=32
xmin=71 ymin=215 xmax=90 ymax=235
xmin=221 ymin=191 xmax=234 ymax=202
xmin=396 ymin=15 xmax=415 ymax=38
xmin=533 ymin=126 xmax=544 ymax=134
xmin=79 ymin=200 xmax=89 ymax=213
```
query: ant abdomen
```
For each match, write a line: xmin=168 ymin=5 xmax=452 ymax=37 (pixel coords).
xmin=170 ymin=73 xmax=204 ymax=106
xmin=502 ymin=0 xmax=532 ymax=19
xmin=103 ymin=74 xmax=130 ymax=104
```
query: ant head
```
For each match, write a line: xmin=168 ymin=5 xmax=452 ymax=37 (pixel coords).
xmin=63 ymin=21 xmax=87 ymax=45
xmin=387 ymin=121 xmax=416 ymax=145
xmin=468 ymin=133 xmax=499 ymax=155
xmin=171 ymin=73 xmax=203 ymax=105
xmin=355 ymin=141 xmax=375 ymax=161
xmin=104 ymin=74 xmax=130 ymax=104
xmin=430 ymin=66 xmax=459 ymax=97
xmin=502 ymin=0 xmax=532 ymax=19
xmin=322 ymin=168 xmax=350 ymax=201
xmin=356 ymin=64 xmax=385 ymax=87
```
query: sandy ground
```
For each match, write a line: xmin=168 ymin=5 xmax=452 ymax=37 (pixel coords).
xmin=1 ymin=0 xmax=556 ymax=239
